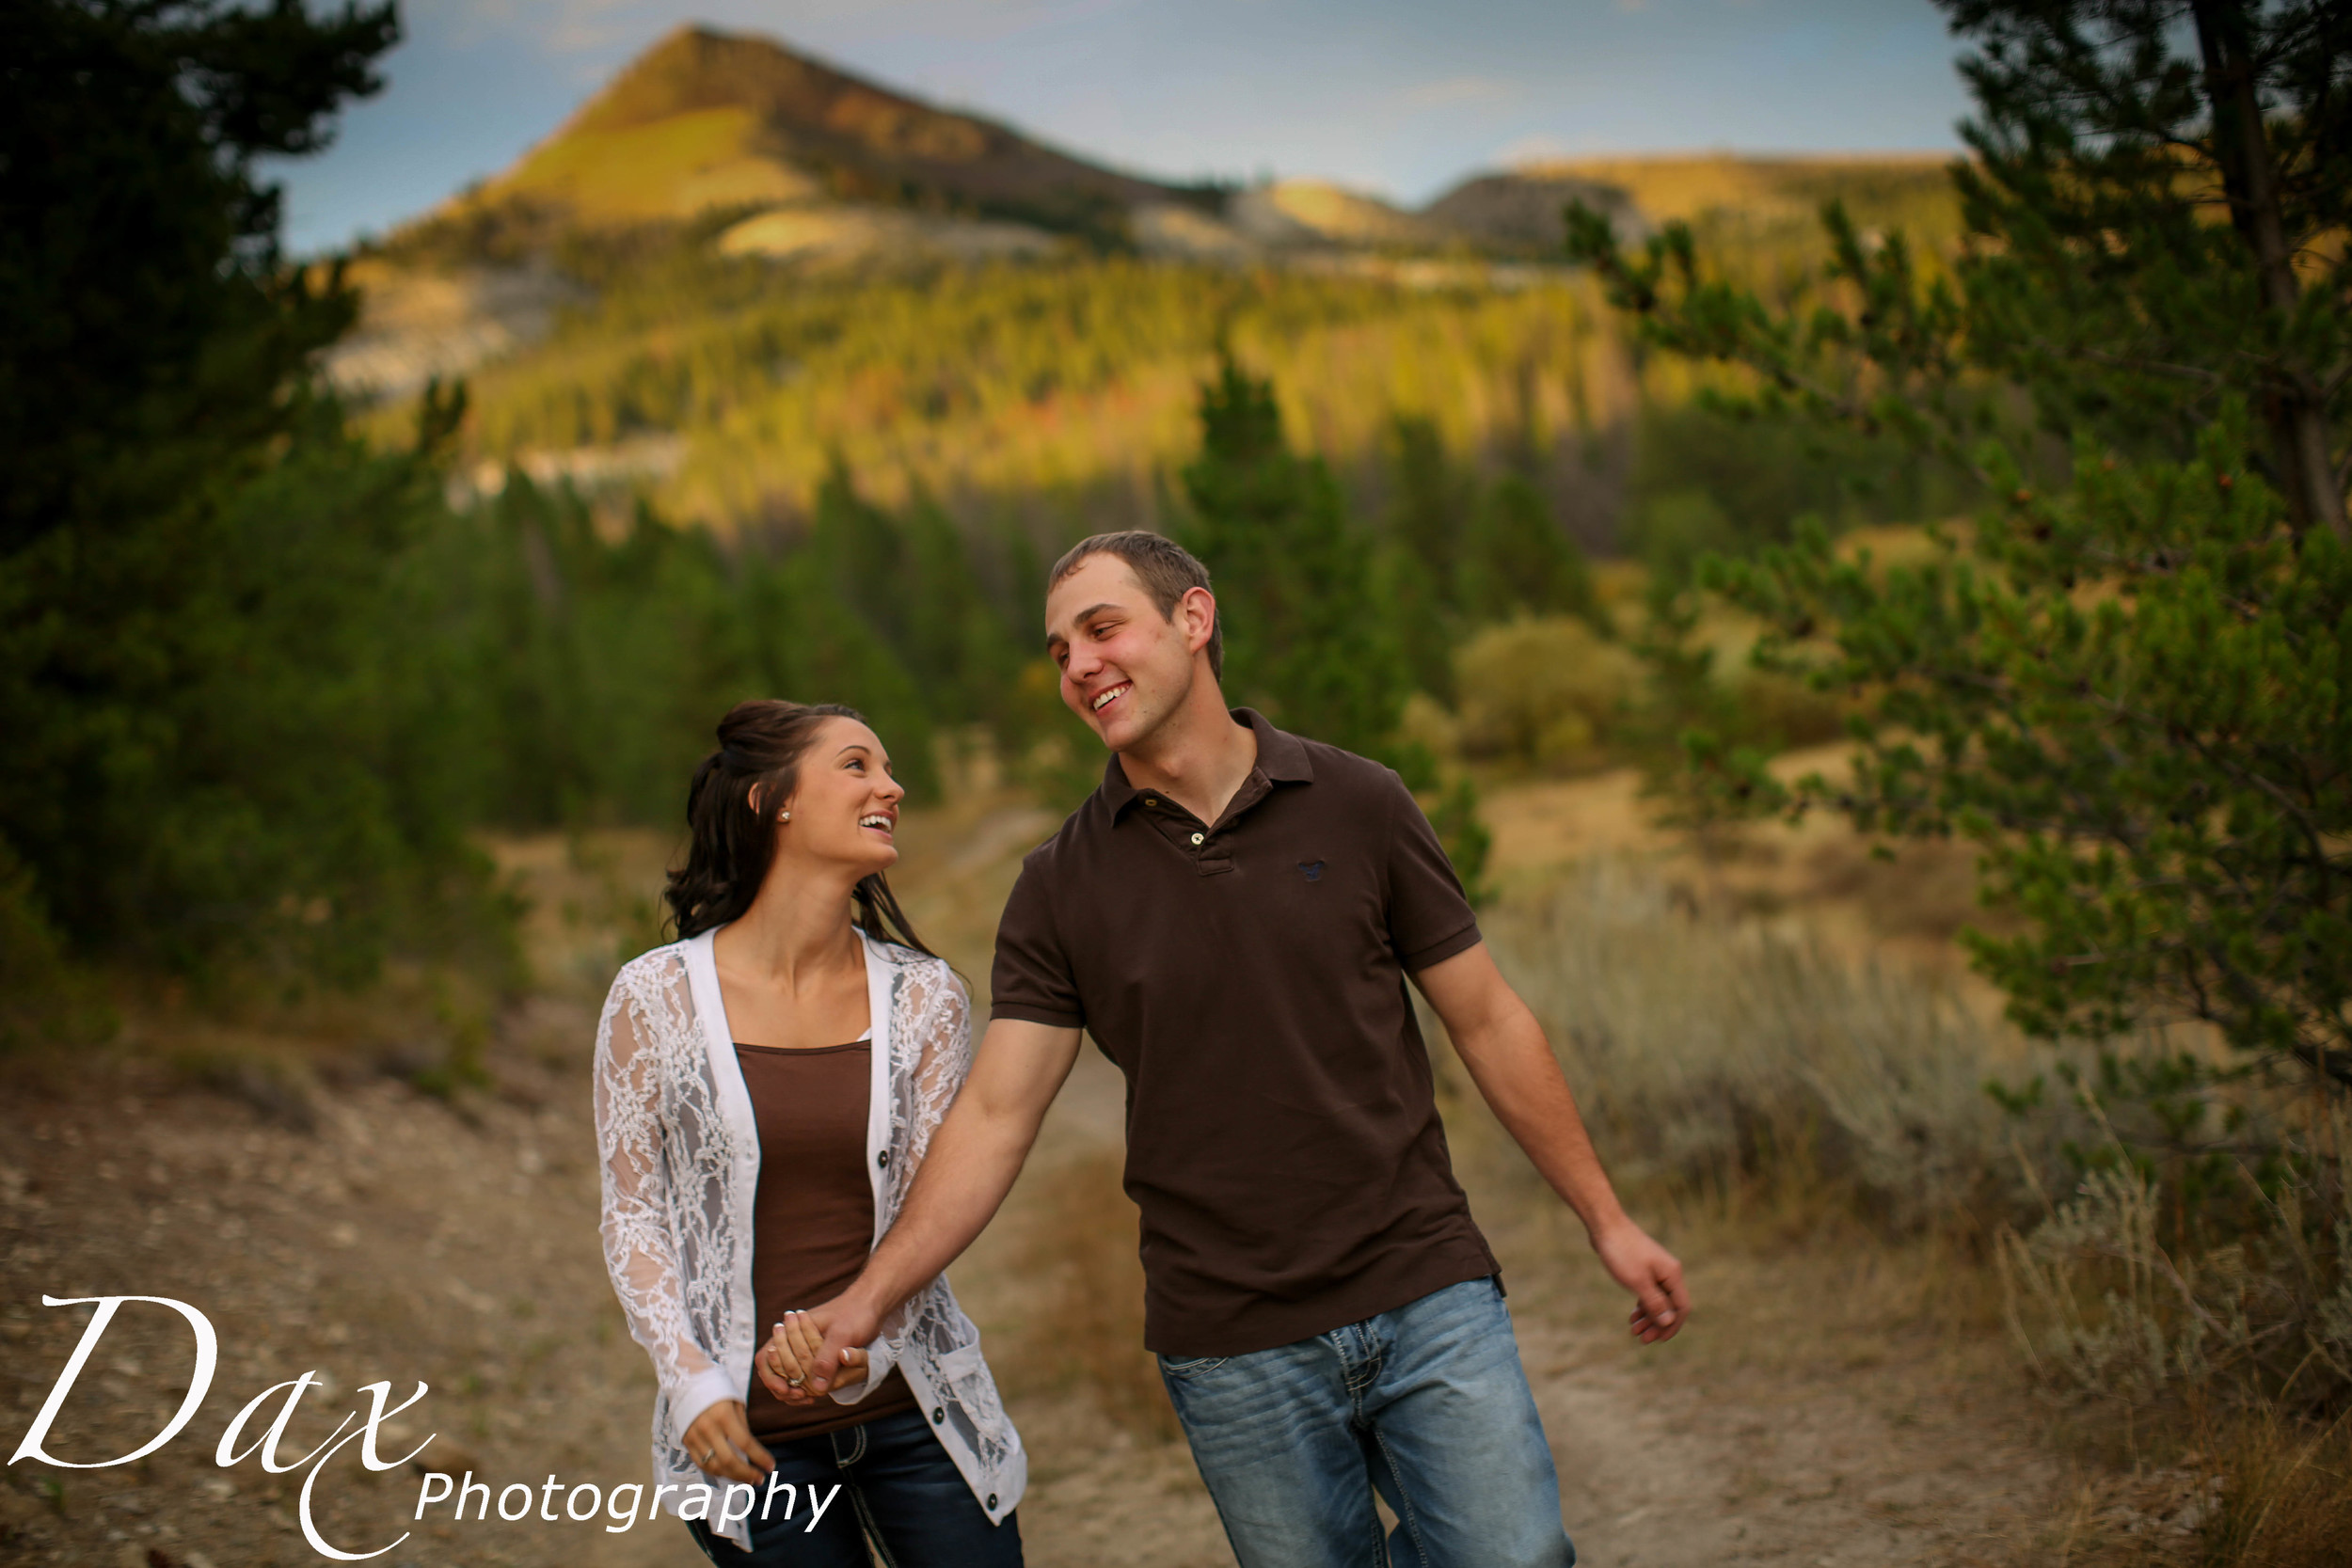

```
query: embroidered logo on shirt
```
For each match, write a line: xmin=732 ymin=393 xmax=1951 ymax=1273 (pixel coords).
xmin=1298 ymin=860 xmax=1326 ymax=882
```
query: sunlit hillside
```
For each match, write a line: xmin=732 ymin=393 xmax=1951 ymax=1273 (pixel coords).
xmin=337 ymin=24 xmax=1970 ymax=544
xmin=428 ymin=259 xmax=1637 ymax=534
xmin=415 ymin=24 xmax=1184 ymax=246
xmin=1537 ymin=153 xmax=1967 ymax=284
xmin=1540 ymin=152 xmax=1959 ymax=227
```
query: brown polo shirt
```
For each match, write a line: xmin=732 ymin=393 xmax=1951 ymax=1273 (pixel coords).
xmin=990 ymin=708 xmax=1499 ymax=1357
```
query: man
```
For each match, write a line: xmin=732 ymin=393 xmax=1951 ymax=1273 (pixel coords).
xmin=782 ymin=531 xmax=1688 ymax=1566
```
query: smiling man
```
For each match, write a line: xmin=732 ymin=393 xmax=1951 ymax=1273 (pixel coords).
xmin=785 ymin=531 xmax=1687 ymax=1567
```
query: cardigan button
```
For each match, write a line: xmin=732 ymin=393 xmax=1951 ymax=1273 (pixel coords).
xmin=930 ymin=1406 xmax=945 ymax=1425
xmin=986 ymin=1493 xmax=998 ymax=1510
xmin=877 ymin=1149 xmax=890 ymax=1168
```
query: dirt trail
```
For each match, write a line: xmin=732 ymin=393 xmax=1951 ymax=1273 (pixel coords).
xmin=0 ymin=1048 xmax=2060 ymax=1568
xmin=1 ymin=788 xmax=2069 ymax=1566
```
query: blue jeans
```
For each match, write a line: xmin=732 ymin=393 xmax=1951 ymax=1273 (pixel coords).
xmin=684 ymin=1405 xmax=1022 ymax=1568
xmin=1159 ymin=1275 xmax=1574 ymax=1568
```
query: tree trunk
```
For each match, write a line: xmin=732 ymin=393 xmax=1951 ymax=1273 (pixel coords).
xmin=2191 ymin=0 xmax=2352 ymax=541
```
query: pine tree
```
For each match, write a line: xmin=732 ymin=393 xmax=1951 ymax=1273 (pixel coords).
xmin=0 ymin=2 xmax=516 ymax=982
xmin=1567 ymin=0 xmax=2352 ymax=1088
xmin=1384 ymin=416 xmax=1470 ymax=699
xmin=1179 ymin=357 xmax=1412 ymax=762
xmin=1461 ymin=470 xmax=1607 ymax=632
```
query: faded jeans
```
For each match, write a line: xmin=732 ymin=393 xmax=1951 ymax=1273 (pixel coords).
xmin=1158 ymin=1275 xmax=1575 ymax=1568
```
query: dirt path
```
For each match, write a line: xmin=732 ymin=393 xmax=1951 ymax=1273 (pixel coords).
xmin=0 ymin=1046 xmax=2063 ymax=1568
xmin=1 ymin=792 xmax=2072 ymax=1567
xmin=995 ymin=1047 xmax=2069 ymax=1568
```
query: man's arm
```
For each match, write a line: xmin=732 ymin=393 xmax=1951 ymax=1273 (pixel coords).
xmin=791 ymin=1016 xmax=1084 ymax=1394
xmin=1411 ymin=941 xmax=1691 ymax=1344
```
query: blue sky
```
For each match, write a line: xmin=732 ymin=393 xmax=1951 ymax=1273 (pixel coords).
xmin=274 ymin=0 xmax=1977 ymax=254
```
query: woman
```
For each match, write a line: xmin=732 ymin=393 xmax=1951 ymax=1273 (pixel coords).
xmin=594 ymin=699 xmax=1025 ymax=1565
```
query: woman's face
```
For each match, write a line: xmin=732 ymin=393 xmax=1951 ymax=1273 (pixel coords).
xmin=773 ymin=718 xmax=904 ymax=878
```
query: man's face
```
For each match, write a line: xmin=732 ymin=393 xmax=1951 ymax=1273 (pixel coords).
xmin=1044 ymin=554 xmax=1207 ymax=752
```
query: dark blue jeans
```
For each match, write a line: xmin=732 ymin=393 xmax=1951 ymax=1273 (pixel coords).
xmin=684 ymin=1406 xmax=1022 ymax=1568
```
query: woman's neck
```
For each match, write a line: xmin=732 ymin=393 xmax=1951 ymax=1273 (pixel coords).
xmin=717 ymin=859 xmax=865 ymax=991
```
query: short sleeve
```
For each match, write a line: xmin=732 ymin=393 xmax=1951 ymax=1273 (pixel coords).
xmin=990 ymin=852 xmax=1086 ymax=1027
xmin=1383 ymin=771 xmax=1483 ymax=972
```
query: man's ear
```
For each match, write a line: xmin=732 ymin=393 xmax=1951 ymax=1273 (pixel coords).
xmin=1178 ymin=586 xmax=1217 ymax=657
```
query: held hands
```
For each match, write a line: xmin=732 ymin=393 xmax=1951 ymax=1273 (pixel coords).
xmin=1592 ymin=1220 xmax=1692 ymax=1345
xmin=756 ymin=1307 xmax=870 ymax=1405
xmin=680 ymin=1400 xmax=772 ymax=1485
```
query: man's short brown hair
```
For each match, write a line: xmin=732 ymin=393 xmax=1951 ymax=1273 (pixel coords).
xmin=1048 ymin=531 xmax=1223 ymax=680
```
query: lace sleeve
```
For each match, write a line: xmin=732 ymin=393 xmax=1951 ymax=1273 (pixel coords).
xmin=883 ymin=958 xmax=973 ymax=1214
xmin=594 ymin=958 xmax=736 ymax=1437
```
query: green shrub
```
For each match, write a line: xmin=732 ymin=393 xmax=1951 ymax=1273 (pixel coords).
xmin=1997 ymin=1107 xmax=2351 ymax=1422
xmin=0 ymin=844 xmax=112 ymax=1054
xmin=1451 ymin=617 xmax=1639 ymax=769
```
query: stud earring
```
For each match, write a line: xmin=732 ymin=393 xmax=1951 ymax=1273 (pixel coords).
xmin=778 ymin=811 xmax=791 ymax=823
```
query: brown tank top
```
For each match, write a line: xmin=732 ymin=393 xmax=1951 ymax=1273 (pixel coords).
xmin=736 ymin=1039 xmax=919 ymax=1443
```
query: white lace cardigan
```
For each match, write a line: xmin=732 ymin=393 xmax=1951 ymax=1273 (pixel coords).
xmin=593 ymin=926 xmax=1025 ymax=1548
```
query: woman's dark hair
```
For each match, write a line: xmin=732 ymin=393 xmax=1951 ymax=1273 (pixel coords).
xmin=664 ymin=700 xmax=936 ymax=956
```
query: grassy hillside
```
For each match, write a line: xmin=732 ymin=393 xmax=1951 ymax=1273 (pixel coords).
xmin=481 ymin=103 xmax=819 ymax=225
xmin=416 ymin=166 xmax=1966 ymax=543
xmin=1538 ymin=152 xmax=1960 ymax=229
xmin=1561 ymin=154 xmax=1968 ymax=304
xmin=429 ymin=255 xmax=1638 ymax=534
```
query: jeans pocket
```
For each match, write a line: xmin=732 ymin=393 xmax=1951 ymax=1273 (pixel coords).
xmin=1156 ymin=1353 xmax=1229 ymax=1381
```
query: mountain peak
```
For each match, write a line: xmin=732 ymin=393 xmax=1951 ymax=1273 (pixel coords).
xmin=464 ymin=24 xmax=1169 ymax=233
xmin=563 ymin=25 xmax=918 ymax=141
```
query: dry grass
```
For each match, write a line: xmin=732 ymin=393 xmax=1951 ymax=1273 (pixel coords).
xmin=1485 ymin=855 xmax=2047 ymax=1235
xmin=1461 ymin=847 xmax=2352 ymax=1568
xmin=999 ymin=1149 xmax=1184 ymax=1445
xmin=486 ymin=827 xmax=676 ymax=1001
xmin=2201 ymin=1407 xmax=2352 ymax=1568
xmin=2001 ymin=1406 xmax=2352 ymax=1568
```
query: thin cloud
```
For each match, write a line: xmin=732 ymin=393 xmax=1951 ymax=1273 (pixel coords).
xmin=1403 ymin=74 xmax=1522 ymax=110
xmin=1492 ymin=132 xmax=1575 ymax=167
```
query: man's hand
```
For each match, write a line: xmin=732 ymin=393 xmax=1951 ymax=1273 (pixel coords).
xmin=1592 ymin=1220 xmax=1690 ymax=1344
xmin=679 ymin=1400 xmax=771 ymax=1485
xmin=757 ymin=1306 xmax=874 ymax=1402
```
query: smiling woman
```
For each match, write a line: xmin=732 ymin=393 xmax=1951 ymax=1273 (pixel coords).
xmin=662 ymin=700 xmax=930 ymax=951
xmin=591 ymin=697 xmax=1026 ymax=1565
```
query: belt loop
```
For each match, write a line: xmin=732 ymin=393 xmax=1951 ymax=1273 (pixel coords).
xmin=832 ymin=1423 xmax=866 ymax=1467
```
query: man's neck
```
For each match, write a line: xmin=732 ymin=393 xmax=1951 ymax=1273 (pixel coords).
xmin=1117 ymin=688 xmax=1260 ymax=827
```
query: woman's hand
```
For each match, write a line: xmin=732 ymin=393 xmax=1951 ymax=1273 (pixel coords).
xmin=757 ymin=1309 xmax=867 ymax=1404
xmin=680 ymin=1400 xmax=772 ymax=1485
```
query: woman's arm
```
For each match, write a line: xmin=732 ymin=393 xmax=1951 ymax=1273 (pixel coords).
xmin=594 ymin=965 xmax=771 ymax=1478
